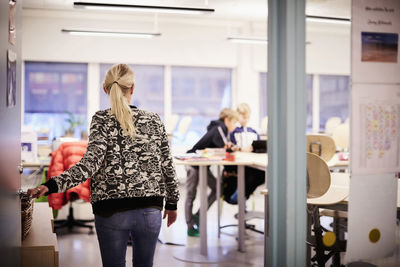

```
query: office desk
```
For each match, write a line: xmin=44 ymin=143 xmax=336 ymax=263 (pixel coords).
xmin=22 ymin=162 xmax=50 ymax=168
xmin=173 ymin=152 xmax=267 ymax=263
xmin=327 ymin=154 xmax=349 ymax=171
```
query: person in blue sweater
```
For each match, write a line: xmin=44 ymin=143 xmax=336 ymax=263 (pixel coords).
xmin=230 ymin=103 xmax=260 ymax=151
xmin=185 ymin=108 xmax=239 ymax=236
xmin=225 ymin=103 xmax=265 ymax=204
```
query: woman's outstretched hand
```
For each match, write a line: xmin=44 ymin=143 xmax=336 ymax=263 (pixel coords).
xmin=27 ymin=185 xmax=49 ymax=199
xmin=163 ymin=210 xmax=177 ymax=227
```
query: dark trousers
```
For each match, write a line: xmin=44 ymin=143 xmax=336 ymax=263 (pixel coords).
xmin=185 ymin=166 xmax=217 ymax=228
xmin=224 ymin=166 xmax=265 ymax=199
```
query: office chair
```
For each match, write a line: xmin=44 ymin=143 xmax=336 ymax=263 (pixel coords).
xmin=54 ymin=191 xmax=94 ymax=234
xmin=220 ymin=167 xmax=265 ymax=235
xmin=47 ymin=142 xmax=94 ymax=234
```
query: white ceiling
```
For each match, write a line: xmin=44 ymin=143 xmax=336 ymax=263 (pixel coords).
xmin=22 ymin=0 xmax=351 ymax=22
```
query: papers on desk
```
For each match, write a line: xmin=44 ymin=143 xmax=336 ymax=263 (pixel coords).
xmin=174 ymin=153 xmax=224 ymax=162
xmin=174 ymin=148 xmax=227 ymax=162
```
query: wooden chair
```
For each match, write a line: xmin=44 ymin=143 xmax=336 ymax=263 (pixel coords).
xmin=307 ymin=152 xmax=331 ymax=199
xmin=306 ymin=134 xmax=336 ymax=162
xmin=306 ymin=152 xmax=347 ymax=266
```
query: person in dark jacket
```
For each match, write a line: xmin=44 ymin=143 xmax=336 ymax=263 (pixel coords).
xmin=185 ymin=108 xmax=239 ymax=237
xmin=28 ymin=64 xmax=179 ymax=267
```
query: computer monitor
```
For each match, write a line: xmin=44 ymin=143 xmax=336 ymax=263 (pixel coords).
xmin=252 ymin=140 xmax=267 ymax=153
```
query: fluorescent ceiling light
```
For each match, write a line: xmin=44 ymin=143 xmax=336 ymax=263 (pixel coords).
xmin=227 ymin=37 xmax=268 ymax=45
xmin=73 ymin=2 xmax=215 ymax=15
xmin=227 ymin=37 xmax=312 ymax=45
xmin=61 ymin=29 xmax=161 ymax=38
xmin=306 ymin=15 xmax=351 ymax=25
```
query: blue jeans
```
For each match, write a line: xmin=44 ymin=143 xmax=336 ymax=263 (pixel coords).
xmin=94 ymin=208 xmax=162 ymax=267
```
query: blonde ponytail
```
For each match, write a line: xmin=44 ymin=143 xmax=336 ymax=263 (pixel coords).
xmin=103 ymin=64 xmax=136 ymax=138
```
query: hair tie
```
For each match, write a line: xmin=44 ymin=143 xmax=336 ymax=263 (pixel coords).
xmin=112 ymin=81 xmax=119 ymax=85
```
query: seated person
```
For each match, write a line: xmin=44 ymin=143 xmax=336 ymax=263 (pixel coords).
xmin=185 ymin=108 xmax=239 ymax=237
xmin=224 ymin=103 xmax=265 ymax=204
xmin=231 ymin=103 xmax=259 ymax=152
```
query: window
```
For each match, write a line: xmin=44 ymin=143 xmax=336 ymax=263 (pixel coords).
xmin=99 ymin=64 xmax=164 ymax=118
xmin=24 ymin=62 xmax=88 ymax=142
xmin=259 ymin=73 xmax=313 ymax=132
xmin=171 ymin=66 xmax=232 ymax=147
xmin=319 ymin=75 xmax=349 ymax=130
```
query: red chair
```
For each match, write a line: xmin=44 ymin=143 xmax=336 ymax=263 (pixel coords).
xmin=47 ymin=141 xmax=93 ymax=234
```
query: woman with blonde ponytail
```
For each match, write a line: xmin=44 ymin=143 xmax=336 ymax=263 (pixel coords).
xmin=103 ymin=64 xmax=136 ymax=138
xmin=29 ymin=64 xmax=179 ymax=267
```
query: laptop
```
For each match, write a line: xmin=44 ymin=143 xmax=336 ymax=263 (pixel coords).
xmin=252 ymin=140 xmax=267 ymax=153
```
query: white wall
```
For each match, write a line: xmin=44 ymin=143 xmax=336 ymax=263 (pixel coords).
xmin=22 ymin=9 xmax=351 ymax=130
xmin=252 ymin=22 xmax=351 ymax=75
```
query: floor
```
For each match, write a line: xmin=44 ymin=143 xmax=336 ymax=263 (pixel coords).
xmin=54 ymin=181 xmax=266 ymax=267
xmin=22 ymin=166 xmax=400 ymax=266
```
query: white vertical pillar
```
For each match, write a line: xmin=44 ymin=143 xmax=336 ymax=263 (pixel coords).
xmin=267 ymin=0 xmax=307 ymax=266
xmin=312 ymin=74 xmax=320 ymax=133
xmin=231 ymin=68 xmax=238 ymax=108
xmin=87 ymin=63 xmax=100 ymax=130
xmin=164 ymin=65 xmax=172 ymax=119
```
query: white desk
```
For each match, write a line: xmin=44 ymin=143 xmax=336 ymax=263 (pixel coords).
xmin=22 ymin=162 xmax=50 ymax=168
xmin=327 ymin=154 xmax=349 ymax=171
xmin=174 ymin=152 xmax=267 ymax=263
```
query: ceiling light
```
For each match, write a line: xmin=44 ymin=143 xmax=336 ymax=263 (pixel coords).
xmin=306 ymin=15 xmax=351 ymax=25
xmin=227 ymin=37 xmax=268 ymax=45
xmin=61 ymin=29 xmax=161 ymax=38
xmin=227 ymin=37 xmax=312 ymax=45
xmin=73 ymin=2 xmax=215 ymax=15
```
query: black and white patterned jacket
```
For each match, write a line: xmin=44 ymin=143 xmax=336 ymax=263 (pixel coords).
xmin=44 ymin=106 xmax=179 ymax=216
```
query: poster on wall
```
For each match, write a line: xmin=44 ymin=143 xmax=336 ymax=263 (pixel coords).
xmin=352 ymin=0 xmax=400 ymax=84
xmin=351 ymin=83 xmax=400 ymax=174
xmin=8 ymin=0 xmax=17 ymax=45
xmin=7 ymin=50 xmax=17 ymax=108
xmin=345 ymin=173 xmax=397 ymax=263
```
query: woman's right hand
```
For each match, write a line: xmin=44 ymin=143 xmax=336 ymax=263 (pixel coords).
xmin=163 ymin=210 xmax=177 ymax=227
xmin=27 ymin=185 xmax=49 ymax=199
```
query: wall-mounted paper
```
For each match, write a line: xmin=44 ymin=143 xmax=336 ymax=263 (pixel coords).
xmin=351 ymin=84 xmax=400 ymax=174
xmin=7 ymin=50 xmax=17 ymax=108
xmin=352 ymin=0 xmax=400 ymax=84
xmin=346 ymin=173 xmax=397 ymax=263
xmin=8 ymin=0 xmax=16 ymax=45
